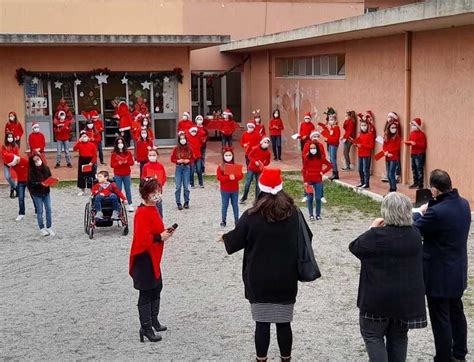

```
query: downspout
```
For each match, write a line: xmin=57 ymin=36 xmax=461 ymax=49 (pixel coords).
xmin=403 ymin=32 xmax=412 ymax=185
xmin=268 ymin=50 xmax=273 ymax=123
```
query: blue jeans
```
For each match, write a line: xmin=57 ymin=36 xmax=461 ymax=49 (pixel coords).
xmin=307 ymin=182 xmax=323 ymax=217
xmin=201 ymin=145 xmax=207 ymax=172
xmin=94 ymin=194 xmax=120 ymax=212
xmin=3 ymin=165 xmax=17 ymax=189
xmin=190 ymin=158 xmax=203 ymax=187
xmin=328 ymin=144 xmax=338 ymax=171
xmin=388 ymin=160 xmax=398 ymax=191
xmin=221 ymin=134 xmax=232 ymax=147
xmin=97 ymin=141 xmax=104 ymax=163
xmin=156 ymin=200 xmax=163 ymax=218
xmin=411 ymin=154 xmax=425 ymax=186
xmin=56 ymin=140 xmax=71 ymax=164
xmin=358 ymin=157 xmax=371 ymax=186
xmin=32 ymin=194 xmax=52 ymax=229
xmin=114 ymin=175 xmax=133 ymax=204
xmin=175 ymin=165 xmax=190 ymax=205
xmin=17 ymin=182 xmax=27 ymax=215
xmin=242 ymin=170 xmax=260 ymax=200
xmin=221 ymin=191 xmax=239 ymax=223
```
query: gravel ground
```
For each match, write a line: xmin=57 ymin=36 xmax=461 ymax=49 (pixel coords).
xmin=0 ymin=182 xmax=472 ymax=361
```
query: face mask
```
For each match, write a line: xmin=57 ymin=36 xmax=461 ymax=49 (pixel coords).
xmin=148 ymin=155 xmax=157 ymax=162
xmin=117 ymin=143 xmax=124 ymax=150
xmin=261 ymin=142 xmax=269 ymax=149
xmin=310 ymin=148 xmax=317 ymax=155
xmin=247 ymin=127 xmax=254 ymax=133
xmin=361 ymin=125 xmax=368 ymax=132
xmin=190 ymin=132 xmax=197 ymax=137
xmin=179 ymin=139 xmax=187 ymax=145
xmin=60 ymin=115 xmax=66 ymax=121
xmin=9 ymin=116 xmax=15 ymax=121
xmin=183 ymin=115 xmax=189 ymax=120
xmin=81 ymin=136 xmax=89 ymax=142
xmin=223 ymin=115 xmax=229 ymax=120
xmin=87 ymin=124 xmax=94 ymax=129
xmin=150 ymin=192 xmax=162 ymax=203
xmin=196 ymin=119 xmax=203 ymax=125
xmin=143 ymin=120 xmax=148 ymax=126
xmin=141 ymin=133 xmax=147 ymax=139
xmin=274 ymin=113 xmax=279 ymax=118
xmin=390 ymin=128 xmax=397 ymax=134
xmin=411 ymin=125 xmax=418 ymax=130
xmin=33 ymin=127 xmax=40 ymax=133
xmin=328 ymin=120 xmax=335 ymax=125
xmin=34 ymin=159 xmax=43 ymax=167
xmin=304 ymin=118 xmax=310 ymax=123
xmin=255 ymin=118 xmax=261 ymax=124
xmin=224 ymin=155 xmax=233 ymax=162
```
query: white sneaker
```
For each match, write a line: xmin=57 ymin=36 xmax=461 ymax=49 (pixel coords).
xmin=15 ymin=215 xmax=25 ymax=221
xmin=40 ymin=228 xmax=50 ymax=237
xmin=301 ymin=196 xmax=307 ymax=202
xmin=77 ymin=191 xmax=84 ymax=196
xmin=126 ymin=204 xmax=134 ymax=212
xmin=321 ymin=197 xmax=327 ymax=204
xmin=95 ymin=211 xmax=104 ymax=219
xmin=47 ymin=228 xmax=55 ymax=236
xmin=111 ymin=211 xmax=120 ymax=220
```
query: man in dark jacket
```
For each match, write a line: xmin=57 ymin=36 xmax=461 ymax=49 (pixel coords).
xmin=413 ymin=169 xmax=471 ymax=361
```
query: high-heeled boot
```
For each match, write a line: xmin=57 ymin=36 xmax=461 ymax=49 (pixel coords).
xmin=138 ymin=304 xmax=162 ymax=342
xmin=151 ymin=298 xmax=167 ymax=332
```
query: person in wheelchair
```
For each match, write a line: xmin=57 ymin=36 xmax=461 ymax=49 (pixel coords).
xmin=92 ymin=170 xmax=127 ymax=220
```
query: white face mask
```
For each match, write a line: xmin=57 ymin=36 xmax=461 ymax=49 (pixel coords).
xmin=304 ymin=118 xmax=310 ymax=123
xmin=179 ymin=139 xmax=187 ymax=145
xmin=328 ymin=120 xmax=335 ymax=125
xmin=190 ymin=131 xmax=197 ymax=137
xmin=32 ymin=127 xmax=40 ymax=133
xmin=150 ymin=192 xmax=162 ymax=203
xmin=117 ymin=143 xmax=124 ymax=150
xmin=224 ymin=155 xmax=233 ymax=162
xmin=247 ymin=127 xmax=254 ymax=133
xmin=143 ymin=120 xmax=148 ymax=126
xmin=183 ymin=115 xmax=189 ymax=120
xmin=196 ymin=119 xmax=203 ymax=125
xmin=361 ymin=125 xmax=368 ymax=132
xmin=148 ymin=155 xmax=157 ymax=162
xmin=81 ymin=136 xmax=89 ymax=142
xmin=310 ymin=148 xmax=317 ymax=155
xmin=87 ymin=124 xmax=94 ymax=129
xmin=261 ymin=142 xmax=269 ymax=149
xmin=411 ymin=125 xmax=418 ymax=130
xmin=255 ymin=117 xmax=261 ymax=124
xmin=34 ymin=159 xmax=43 ymax=167
xmin=60 ymin=115 xmax=66 ymax=121
xmin=9 ymin=116 xmax=15 ymax=121
xmin=223 ymin=115 xmax=229 ymax=120
xmin=7 ymin=137 xmax=14 ymax=143
xmin=274 ymin=113 xmax=279 ymax=118
xmin=141 ymin=133 xmax=147 ymax=139
xmin=390 ymin=128 xmax=397 ymax=134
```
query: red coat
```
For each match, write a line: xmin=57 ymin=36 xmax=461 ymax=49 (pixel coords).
xmin=299 ymin=122 xmax=315 ymax=142
xmin=408 ymin=130 xmax=427 ymax=155
xmin=170 ymin=145 xmax=195 ymax=165
xmin=5 ymin=121 xmax=24 ymax=140
xmin=142 ymin=161 xmax=167 ymax=186
xmin=93 ymin=119 xmax=104 ymax=142
xmin=28 ymin=132 xmax=46 ymax=153
xmin=321 ymin=125 xmax=341 ymax=146
xmin=383 ymin=136 xmax=401 ymax=161
xmin=186 ymin=133 xmax=202 ymax=159
xmin=303 ymin=155 xmax=332 ymax=183
xmin=220 ymin=120 xmax=237 ymax=136
xmin=240 ymin=131 xmax=262 ymax=155
xmin=53 ymin=119 xmax=72 ymax=141
xmin=73 ymin=141 xmax=97 ymax=163
xmin=129 ymin=205 xmax=165 ymax=279
xmin=110 ymin=151 xmax=134 ymax=176
xmin=269 ymin=118 xmax=284 ymax=136
xmin=11 ymin=156 xmax=29 ymax=182
xmin=135 ymin=139 xmax=154 ymax=162
xmin=91 ymin=182 xmax=126 ymax=201
xmin=216 ymin=164 xmax=243 ymax=192
xmin=177 ymin=119 xmax=193 ymax=133
xmin=342 ymin=119 xmax=356 ymax=139
xmin=247 ymin=146 xmax=271 ymax=173
xmin=352 ymin=132 xmax=375 ymax=157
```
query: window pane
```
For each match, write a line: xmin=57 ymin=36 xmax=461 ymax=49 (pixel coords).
xmin=313 ymin=57 xmax=321 ymax=76
xmin=321 ymin=56 xmax=329 ymax=75
xmin=305 ymin=58 xmax=313 ymax=75
xmin=288 ymin=59 xmax=294 ymax=76
xmin=276 ymin=59 xmax=286 ymax=77
xmin=154 ymin=118 xmax=176 ymax=140
xmin=329 ymin=55 xmax=338 ymax=75
xmin=24 ymin=78 xmax=50 ymax=116
xmin=282 ymin=59 xmax=288 ymax=76
xmin=297 ymin=58 xmax=306 ymax=76
xmin=337 ymin=54 xmax=346 ymax=75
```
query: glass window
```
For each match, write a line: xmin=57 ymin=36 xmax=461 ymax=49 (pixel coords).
xmin=297 ymin=59 xmax=306 ymax=76
xmin=51 ymin=79 xmax=75 ymax=116
xmin=329 ymin=55 xmax=338 ymax=76
xmin=313 ymin=57 xmax=321 ymax=76
xmin=337 ymin=54 xmax=346 ymax=76
xmin=153 ymin=76 xmax=177 ymax=114
xmin=128 ymin=77 xmax=151 ymax=112
xmin=305 ymin=58 xmax=313 ymax=76
xmin=24 ymin=78 xmax=50 ymax=116
xmin=288 ymin=59 xmax=294 ymax=76
xmin=321 ymin=56 xmax=329 ymax=76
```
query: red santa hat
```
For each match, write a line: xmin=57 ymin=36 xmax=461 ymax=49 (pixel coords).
xmin=304 ymin=112 xmax=312 ymax=120
xmin=90 ymin=110 xmax=100 ymax=119
xmin=195 ymin=115 xmax=204 ymax=122
xmin=189 ymin=126 xmax=198 ymax=134
xmin=310 ymin=130 xmax=321 ymax=139
xmin=260 ymin=136 xmax=270 ymax=144
xmin=411 ymin=118 xmax=422 ymax=129
xmin=31 ymin=122 xmax=40 ymax=130
xmin=57 ymin=110 xmax=66 ymax=118
xmin=223 ymin=108 xmax=233 ymax=118
xmin=182 ymin=111 xmax=191 ymax=119
xmin=177 ymin=130 xmax=185 ymax=136
xmin=258 ymin=167 xmax=283 ymax=195
xmin=4 ymin=153 xmax=19 ymax=167
xmin=387 ymin=112 xmax=399 ymax=120
xmin=246 ymin=122 xmax=256 ymax=128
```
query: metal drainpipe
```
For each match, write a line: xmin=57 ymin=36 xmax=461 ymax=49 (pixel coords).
xmin=268 ymin=49 xmax=273 ymax=123
xmin=403 ymin=31 xmax=412 ymax=185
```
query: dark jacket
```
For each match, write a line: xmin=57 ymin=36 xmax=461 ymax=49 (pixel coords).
xmin=223 ymin=209 xmax=299 ymax=304
xmin=413 ymin=189 xmax=471 ymax=298
xmin=27 ymin=165 xmax=52 ymax=197
xmin=349 ymin=225 xmax=426 ymax=320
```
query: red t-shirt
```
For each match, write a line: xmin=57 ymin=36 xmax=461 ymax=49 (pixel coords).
xmin=299 ymin=122 xmax=315 ymax=141
xmin=73 ymin=141 xmax=97 ymax=163
xmin=135 ymin=139 xmax=154 ymax=162
xmin=12 ymin=156 xmax=29 ymax=182
xmin=5 ymin=121 xmax=24 ymax=140
xmin=220 ymin=120 xmax=237 ymax=136
xmin=352 ymin=132 xmax=375 ymax=158
xmin=53 ymin=119 xmax=72 ymax=141
xmin=321 ymin=125 xmax=341 ymax=146
xmin=240 ymin=131 xmax=262 ymax=155
xmin=91 ymin=182 xmax=126 ymax=200
xmin=303 ymin=155 xmax=332 ymax=183
xmin=383 ymin=136 xmax=402 ymax=161
xmin=142 ymin=161 xmax=167 ymax=187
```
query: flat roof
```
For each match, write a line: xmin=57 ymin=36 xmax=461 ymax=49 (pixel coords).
xmin=220 ymin=0 xmax=474 ymax=52
xmin=0 ymin=34 xmax=231 ymax=49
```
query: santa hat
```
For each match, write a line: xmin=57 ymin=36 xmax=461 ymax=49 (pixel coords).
xmin=189 ymin=126 xmax=198 ymax=134
xmin=31 ymin=122 xmax=40 ymax=130
xmin=182 ymin=112 xmax=191 ymax=119
xmin=411 ymin=118 xmax=422 ymax=129
xmin=258 ymin=168 xmax=283 ymax=195
xmin=90 ymin=110 xmax=99 ymax=119
xmin=57 ymin=110 xmax=66 ymax=118
xmin=177 ymin=130 xmax=185 ymax=136
xmin=195 ymin=115 xmax=204 ymax=122
xmin=79 ymin=130 xmax=87 ymax=136
xmin=223 ymin=108 xmax=233 ymax=117
xmin=3 ymin=153 xmax=19 ymax=167
xmin=387 ymin=112 xmax=398 ymax=120
xmin=304 ymin=112 xmax=311 ymax=120
xmin=260 ymin=136 xmax=270 ymax=144
xmin=246 ymin=122 xmax=256 ymax=128
xmin=310 ymin=130 xmax=321 ymax=139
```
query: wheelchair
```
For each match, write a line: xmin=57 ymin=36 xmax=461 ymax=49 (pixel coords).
xmin=83 ymin=178 xmax=129 ymax=239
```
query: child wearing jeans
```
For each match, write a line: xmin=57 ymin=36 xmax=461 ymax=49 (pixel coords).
xmin=110 ymin=136 xmax=135 ymax=212
xmin=170 ymin=134 xmax=195 ymax=210
xmin=407 ymin=118 xmax=427 ymax=189
xmin=142 ymin=149 xmax=167 ymax=218
xmin=383 ymin=121 xmax=402 ymax=193
xmin=216 ymin=147 xmax=243 ymax=227
xmin=352 ymin=120 xmax=375 ymax=189
xmin=92 ymin=170 xmax=127 ymax=220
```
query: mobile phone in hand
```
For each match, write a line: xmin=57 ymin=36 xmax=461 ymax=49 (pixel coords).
xmin=167 ymin=223 xmax=178 ymax=233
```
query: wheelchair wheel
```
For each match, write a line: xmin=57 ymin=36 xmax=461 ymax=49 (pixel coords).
xmin=88 ymin=226 xmax=94 ymax=239
xmin=122 ymin=225 xmax=129 ymax=236
xmin=84 ymin=202 xmax=91 ymax=234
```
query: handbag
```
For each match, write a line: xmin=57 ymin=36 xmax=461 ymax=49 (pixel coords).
xmin=296 ymin=209 xmax=322 ymax=282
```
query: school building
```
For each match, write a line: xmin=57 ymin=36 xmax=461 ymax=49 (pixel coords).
xmin=0 ymin=0 xmax=473 ymax=202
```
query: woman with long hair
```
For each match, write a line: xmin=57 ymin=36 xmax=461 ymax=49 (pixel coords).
xmin=2 ymin=131 xmax=19 ymax=198
xmin=110 ymin=136 xmax=135 ymax=211
xmin=383 ymin=120 xmax=402 ymax=193
xmin=170 ymin=133 xmax=194 ymax=210
xmin=341 ymin=110 xmax=357 ymax=171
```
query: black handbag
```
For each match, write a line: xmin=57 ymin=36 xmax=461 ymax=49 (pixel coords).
xmin=296 ymin=209 xmax=322 ymax=282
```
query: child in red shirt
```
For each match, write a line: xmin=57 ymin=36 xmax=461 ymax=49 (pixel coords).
xmin=73 ymin=131 xmax=97 ymax=195
xmin=407 ymin=118 xmax=427 ymax=189
xmin=177 ymin=112 xmax=193 ymax=133
xmin=240 ymin=137 xmax=271 ymax=203
xmin=91 ymin=111 xmax=105 ymax=165
xmin=187 ymin=126 xmax=204 ymax=188
xmin=5 ymin=111 xmax=24 ymax=147
xmin=299 ymin=112 xmax=315 ymax=151
xmin=195 ymin=115 xmax=209 ymax=174
xmin=3 ymin=152 xmax=28 ymax=220
xmin=136 ymin=129 xmax=154 ymax=178
xmin=352 ymin=120 xmax=375 ymax=188
xmin=220 ymin=109 xmax=237 ymax=148
xmin=92 ymin=170 xmax=127 ymax=220
xmin=251 ymin=110 xmax=266 ymax=136
xmin=269 ymin=109 xmax=284 ymax=161
xmin=341 ymin=111 xmax=357 ymax=171
xmin=2 ymin=132 xmax=20 ymax=198
xmin=53 ymin=110 xmax=73 ymax=168
xmin=217 ymin=147 xmax=243 ymax=227
xmin=383 ymin=121 xmax=402 ymax=192
xmin=320 ymin=109 xmax=341 ymax=180
xmin=28 ymin=122 xmax=46 ymax=158
xmin=240 ymin=122 xmax=262 ymax=167
xmin=142 ymin=149 xmax=167 ymax=218
xmin=110 ymin=136 xmax=135 ymax=211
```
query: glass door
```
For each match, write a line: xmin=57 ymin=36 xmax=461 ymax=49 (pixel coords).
xmin=102 ymin=75 xmax=127 ymax=147
xmin=76 ymin=75 xmax=102 ymax=137
xmin=152 ymin=77 xmax=178 ymax=146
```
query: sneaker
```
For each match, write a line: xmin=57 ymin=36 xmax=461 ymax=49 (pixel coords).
xmin=54 ymin=163 xmax=60 ymax=169
xmin=356 ymin=183 xmax=364 ymax=188
xmin=40 ymin=228 xmax=50 ymax=237
xmin=239 ymin=198 xmax=247 ymax=204
xmin=321 ymin=197 xmax=327 ymax=204
xmin=301 ymin=196 xmax=307 ymax=202
xmin=341 ymin=167 xmax=351 ymax=171
xmin=15 ymin=215 xmax=25 ymax=221
xmin=77 ymin=191 xmax=84 ymax=196
xmin=177 ymin=204 xmax=183 ymax=210
xmin=95 ymin=211 xmax=104 ymax=220
xmin=362 ymin=184 xmax=370 ymax=189
xmin=278 ymin=157 xmax=282 ymax=161
xmin=100 ymin=162 xmax=107 ymax=165
xmin=220 ymin=221 xmax=226 ymax=227
xmin=409 ymin=183 xmax=418 ymax=189
xmin=67 ymin=163 xmax=72 ymax=168
xmin=183 ymin=202 xmax=189 ymax=209
xmin=126 ymin=204 xmax=135 ymax=212
xmin=46 ymin=228 xmax=55 ymax=236
xmin=190 ymin=185 xmax=196 ymax=189
xmin=316 ymin=215 xmax=322 ymax=220
xmin=111 ymin=211 xmax=120 ymax=220
xmin=274 ymin=157 xmax=278 ymax=161
xmin=199 ymin=185 xmax=204 ymax=189
xmin=381 ymin=177 xmax=389 ymax=183
xmin=309 ymin=215 xmax=315 ymax=222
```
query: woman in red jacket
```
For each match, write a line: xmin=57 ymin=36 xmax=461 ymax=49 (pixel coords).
xmin=341 ymin=111 xmax=357 ymax=171
xmin=2 ymin=132 xmax=20 ymax=198
xmin=110 ymin=136 xmax=135 ymax=212
xmin=129 ymin=178 xmax=175 ymax=343
xmin=240 ymin=137 xmax=271 ymax=203
xmin=269 ymin=109 xmax=284 ymax=161
xmin=252 ymin=110 xmax=266 ymax=137
xmin=73 ymin=131 xmax=97 ymax=196
xmin=142 ymin=148 xmax=167 ymax=218
xmin=303 ymin=142 xmax=332 ymax=221
xmin=216 ymin=147 xmax=243 ymax=227
xmin=136 ymin=129 xmax=154 ymax=178
xmin=383 ymin=121 xmax=402 ymax=192
xmin=170 ymin=133 xmax=195 ymax=210
xmin=5 ymin=111 xmax=24 ymax=147
xmin=352 ymin=120 xmax=375 ymax=189
xmin=320 ymin=111 xmax=341 ymax=180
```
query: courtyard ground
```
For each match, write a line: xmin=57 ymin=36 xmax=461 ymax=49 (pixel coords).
xmin=0 ymin=179 xmax=473 ymax=360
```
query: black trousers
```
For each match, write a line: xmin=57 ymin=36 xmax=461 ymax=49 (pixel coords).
xmin=427 ymin=296 xmax=468 ymax=361
xmin=255 ymin=322 xmax=292 ymax=358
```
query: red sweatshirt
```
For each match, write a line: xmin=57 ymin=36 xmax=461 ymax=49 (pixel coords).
xmin=303 ymin=155 xmax=333 ymax=183
xmin=5 ymin=121 xmax=24 ymax=140
xmin=142 ymin=161 xmax=167 ymax=186
xmin=240 ymin=131 xmax=262 ymax=155
xmin=170 ymin=145 xmax=195 ymax=165
xmin=177 ymin=119 xmax=193 ymax=133
xmin=342 ymin=119 xmax=356 ymax=140
xmin=28 ymin=132 xmax=46 ymax=153
xmin=91 ymin=181 xmax=126 ymax=201
xmin=352 ymin=132 xmax=375 ymax=158
xmin=197 ymin=125 xmax=208 ymax=145
xmin=408 ymin=130 xmax=427 ymax=155
xmin=253 ymin=123 xmax=266 ymax=136
xmin=247 ymin=146 xmax=271 ymax=173
xmin=321 ymin=125 xmax=341 ymax=146
xmin=186 ymin=133 xmax=202 ymax=158
xmin=135 ymin=138 xmax=154 ymax=162
xmin=85 ymin=129 xmax=99 ymax=143
xmin=220 ymin=120 xmax=237 ymax=136
xmin=269 ymin=118 xmax=284 ymax=136
xmin=299 ymin=122 xmax=315 ymax=142
xmin=54 ymin=119 xmax=72 ymax=141
xmin=129 ymin=205 xmax=165 ymax=279
xmin=73 ymin=141 xmax=97 ymax=163
xmin=216 ymin=164 xmax=243 ymax=192
xmin=383 ymin=136 xmax=401 ymax=161
xmin=93 ymin=119 xmax=104 ymax=142
xmin=2 ymin=144 xmax=19 ymax=160
xmin=110 ymin=151 xmax=134 ymax=176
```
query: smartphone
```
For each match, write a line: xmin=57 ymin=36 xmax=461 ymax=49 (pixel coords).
xmin=167 ymin=223 xmax=178 ymax=233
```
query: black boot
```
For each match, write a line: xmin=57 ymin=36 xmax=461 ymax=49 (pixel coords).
xmin=9 ymin=188 xmax=15 ymax=199
xmin=329 ymin=171 xmax=339 ymax=180
xmin=138 ymin=304 xmax=162 ymax=342
xmin=151 ymin=298 xmax=167 ymax=332
xmin=278 ymin=146 xmax=282 ymax=160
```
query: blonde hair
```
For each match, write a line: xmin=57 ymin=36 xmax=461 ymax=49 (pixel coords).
xmin=381 ymin=192 xmax=413 ymax=227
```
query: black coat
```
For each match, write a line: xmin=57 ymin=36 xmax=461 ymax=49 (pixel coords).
xmin=413 ymin=189 xmax=471 ymax=298
xmin=223 ymin=209 xmax=299 ymax=304
xmin=349 ymin=225 xmax=426 ymax=320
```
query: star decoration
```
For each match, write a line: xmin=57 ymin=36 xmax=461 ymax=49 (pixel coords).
xmin=54 ymin=81 xmax=63 ymax=89
xmin=141 ymin=80 xmax=151 ymax=90
xmin=31 ymin=77 xmax=39 ymax=84
xmin=95 ymin=73 xmax=109 ymax=85
xmin=163 ymin=76 xmax=170 ymax=83
xmin=74 ymin=79 xmax=82 ymax=86
xmin=121 ymin=76 xmax=128 ymax=85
